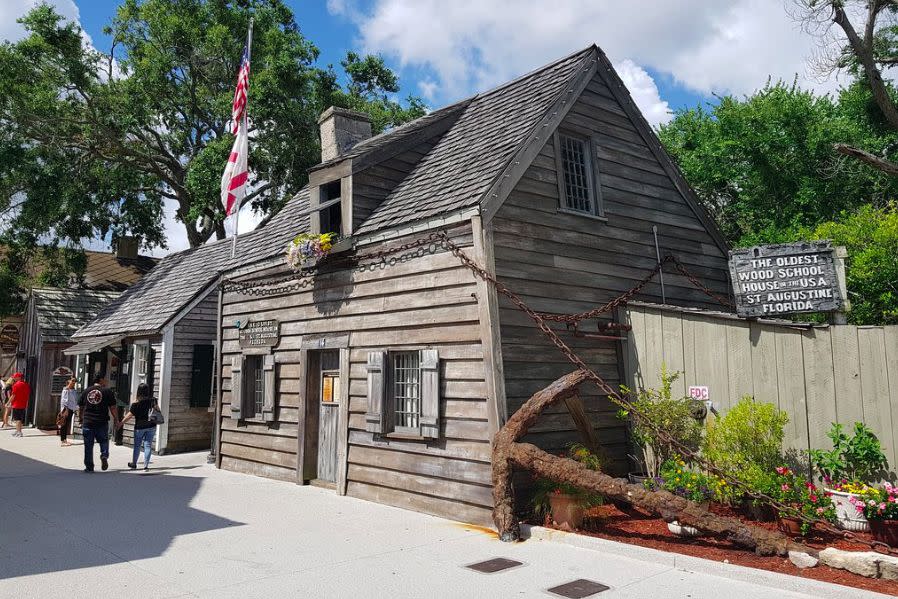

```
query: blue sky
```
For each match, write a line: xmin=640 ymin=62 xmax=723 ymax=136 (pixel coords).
xmin=71 ymin=0 xmax=711 ymax=116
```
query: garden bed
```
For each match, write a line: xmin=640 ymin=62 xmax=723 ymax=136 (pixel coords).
xmin=533 ymin=502 xmax=898 ymax=595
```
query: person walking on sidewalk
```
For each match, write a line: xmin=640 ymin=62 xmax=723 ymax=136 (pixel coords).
xmin=59 ymin=378 xmax=78 ymax=446
xmin=9 ymin=372 xmax=31 ymax=437
xmin=77 ymin=376 xmax=118 ymax=472
xmin=1 ymin=376 xmax=12 ymax=429
xmin=117 ymin=383 xmax=157 ymax=471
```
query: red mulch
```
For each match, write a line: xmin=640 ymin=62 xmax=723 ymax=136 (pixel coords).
xmin=535 ymin=503 xmax=898 ymax=596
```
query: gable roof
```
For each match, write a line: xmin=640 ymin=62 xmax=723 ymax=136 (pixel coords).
xmin=355 ymin=47 xmax=595 ymax=234
xmin=80 ymin=251 xmax=158 ymax=291
xmin=31 ymin=288 xmax=121 ymax=343
xmin=73 ymin=186 xmax=311 ymax=338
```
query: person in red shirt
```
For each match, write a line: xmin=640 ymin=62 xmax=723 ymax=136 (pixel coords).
xmin=9 ymin=372 xmax=31 ymax=438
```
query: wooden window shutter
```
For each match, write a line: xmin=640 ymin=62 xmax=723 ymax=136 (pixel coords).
xmin=146 ymin=346 xmax=157 ymax=398
xmin=262 ymin=354 xmax=276 ymax=423
xmin=420 ymin=349 xmax=440 ymax=439
xmin=230 ymin=354 xmax=243 ymax=419
xmin=364 ymin=351 xmax=391 ymax=434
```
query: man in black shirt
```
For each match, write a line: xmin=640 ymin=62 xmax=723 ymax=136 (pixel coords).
xmin=78 ymin=375 xmax=119 ymax=472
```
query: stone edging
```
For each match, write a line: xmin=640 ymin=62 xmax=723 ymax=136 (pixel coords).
xmin=521 ymin=525 xmax=893 ymax=599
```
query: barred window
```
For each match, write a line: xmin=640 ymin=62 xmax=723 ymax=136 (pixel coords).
xmin=392 ymin=351 xmax=421 ymax=430
xmin=557 ymin=133 xmax=603 ymax=216
xmin=242 ymin=355 xmax=265 ymax=418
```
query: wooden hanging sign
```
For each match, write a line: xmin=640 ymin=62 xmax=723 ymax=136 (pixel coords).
xmin=238 ymin=319 xmax=280 ymax=348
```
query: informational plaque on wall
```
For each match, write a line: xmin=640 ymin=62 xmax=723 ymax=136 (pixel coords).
xmin=238 ymin=319 xmax=280 ymax=348
xmin=728 ymin=241 xmax=847 ymax=318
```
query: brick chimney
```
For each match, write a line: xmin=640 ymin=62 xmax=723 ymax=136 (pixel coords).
xmin=114 ymin=236 xmax=139 ymax=260
xmin=318 ymin=106 xmax=372 ymax=162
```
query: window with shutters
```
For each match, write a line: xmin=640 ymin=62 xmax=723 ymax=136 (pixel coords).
xmin=556 ymin=132 xmax=604 ymax=218
xmin=243 ymin=355 xmax=265 ymax=419
xmin=365 ymin=348 xmax=440 ymax=439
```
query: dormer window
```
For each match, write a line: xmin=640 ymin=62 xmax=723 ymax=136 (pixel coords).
xmin=318 ymin=180 xmax=343 ymax=237
xmin=555 ymin=131 xmax=605 ymax=218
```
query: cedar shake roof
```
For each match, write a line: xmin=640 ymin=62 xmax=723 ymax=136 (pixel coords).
xmin=80 ymin=251 xmax=158 ymax=291
xmin=73 ymin=187 xmax=311 ymax=338
xmin=32 ymin=288 xmax=121 ymax=343
xmin=354 ymin=47 xmax=594 ymax=233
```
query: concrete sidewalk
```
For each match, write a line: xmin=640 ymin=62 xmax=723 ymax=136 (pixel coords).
xmin=0 ymin=428 xmax=887 ymax=598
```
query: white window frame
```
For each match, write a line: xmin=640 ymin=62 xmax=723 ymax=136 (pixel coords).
xmin=389 ymin=350 xmax=422 ymax=435
xmin=555 ymin=131 xmax=605 ymax=219
xmin=130 ymin=340 xmax=151 ymax=402
xmin=243 ymin=354 xmax=266 ymax=420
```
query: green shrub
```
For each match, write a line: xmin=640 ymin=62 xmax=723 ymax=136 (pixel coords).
xmin=702 ymin=396 xmax=788 ymax=502
xmin=809 ymin=422 xmax=889 ymax=486
xmin=618 ymin=366 xmax=703 ymax=478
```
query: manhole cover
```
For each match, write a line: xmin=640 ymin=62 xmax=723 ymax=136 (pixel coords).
xmin=465 ymin=557 xmax=523 ymax=574
xmin=547 ymin=579 xmax=610 ymax=598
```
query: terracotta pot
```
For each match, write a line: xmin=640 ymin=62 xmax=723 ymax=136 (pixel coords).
xmin=870 ymin=520 xmax=898 ymax=546
xmin=825 ymin=489 xmax=870 ymax=532
xmin=777 ymin=515 xmax=804 ymax=536
xmin=549 ymin=492 xmax=584 ymax=529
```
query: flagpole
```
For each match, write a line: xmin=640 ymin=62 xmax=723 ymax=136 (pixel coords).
xmin=231 ymin=17 xmax=253 ymax=259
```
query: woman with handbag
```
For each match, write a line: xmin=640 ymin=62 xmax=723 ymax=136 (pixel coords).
xmin=117 ymin=383 xmax=159 ymax=471
xmin=58 ymin=378 xmax=78 ymax=446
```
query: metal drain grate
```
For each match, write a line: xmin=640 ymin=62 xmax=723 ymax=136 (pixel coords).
xmin=547 ymin=579 xmax=610 ymax=598
xmin=465 ymin=557 xmax=523 ymax=574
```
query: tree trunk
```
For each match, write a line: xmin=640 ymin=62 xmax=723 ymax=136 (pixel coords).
xmin=491 ymin=369 xmax=815 ymax=557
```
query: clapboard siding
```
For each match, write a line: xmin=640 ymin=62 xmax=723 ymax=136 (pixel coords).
xmin=351 ymin=137 xmax=441 ymax=230
xmin=491 ymin=70 xmax=730 ymax=473
xmin=219 ymin=223 xmax=493 ymax=525
xmin=166 ymin=291 xmax=217 ymax=452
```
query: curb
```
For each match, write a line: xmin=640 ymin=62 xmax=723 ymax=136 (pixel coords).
xmin=521 ymin=525 xmax=893 ymax=599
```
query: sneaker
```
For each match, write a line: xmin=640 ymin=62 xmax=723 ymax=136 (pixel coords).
xmin=83 ymin=467 xmax=94 ymax=473
xmin=101 ymin=457 xmax=108 ymax=471
xmin=143 ymin=466 xmax=149 ymax=471
xmin=127 ymin=462 xmax=136 ymax=470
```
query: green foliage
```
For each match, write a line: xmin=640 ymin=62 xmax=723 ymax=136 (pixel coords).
xmin=618 ymin=366 xmax=703 ymax=478
xmin=658 ymin=457 xmax=718 ymax=503
xmin=531 ymin=444 xmax=604 ymax=516
xmin=0 ymin=1 xmax=424 ymax=313
xmin=768 ymin=466 xmax=837 ymax=535
xmin=659 ymin=81 xmax=898 ymax=247
xmin=702 ymin=396 xmax=788 ymax=503
xmin=803 ymin=203 xmax=898 ymax=324
xmin=809 ymin=422 xmax=889 ymax=485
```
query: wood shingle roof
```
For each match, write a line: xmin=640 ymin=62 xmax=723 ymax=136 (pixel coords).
xmin=32 ymin=288 xmax=121 ymax=344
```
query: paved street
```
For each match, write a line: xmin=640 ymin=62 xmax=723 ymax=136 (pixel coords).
xmin=0 ymin=428 xmax=886 ymax=599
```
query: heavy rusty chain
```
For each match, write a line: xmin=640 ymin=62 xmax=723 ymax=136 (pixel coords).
xmin=435 ymin=232 xmax=897 ymax=556
xmin=221 ymin=229 xmax=894 ymax=555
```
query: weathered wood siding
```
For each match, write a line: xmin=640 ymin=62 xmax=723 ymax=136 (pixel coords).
xmin=623 ymin=303 xmax=898 ymax=476
xmin=218 ymin=224 xmax=494 ymax=524
xmin=491 ymin=70 xmax=730 ymax=473
xmin=165 ymin=291 xmax=216 ymax=452
xmin=351 ymin=137 xmax=441 ymax=230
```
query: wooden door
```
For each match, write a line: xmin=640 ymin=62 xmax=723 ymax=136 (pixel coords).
xmin=316 ymin=351 xmax=341 ymax=483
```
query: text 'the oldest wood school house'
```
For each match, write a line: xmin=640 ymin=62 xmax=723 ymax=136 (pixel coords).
xmin=213 ymin=45 xmax=732 ymax=526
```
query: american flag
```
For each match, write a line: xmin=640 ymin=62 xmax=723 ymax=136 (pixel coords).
xmin=220 ymin=44 xmax=251 ymax=218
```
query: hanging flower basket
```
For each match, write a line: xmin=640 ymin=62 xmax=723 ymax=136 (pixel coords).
xmin=286 ymin=233 xmax=335 ymax=270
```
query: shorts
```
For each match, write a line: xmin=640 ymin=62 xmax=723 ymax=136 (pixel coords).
xmin=11 ymin=408 xmax=26 ymax=422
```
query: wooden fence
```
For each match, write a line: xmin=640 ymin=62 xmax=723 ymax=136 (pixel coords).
xmin=618 ymin=302 xmax=898 ymax=473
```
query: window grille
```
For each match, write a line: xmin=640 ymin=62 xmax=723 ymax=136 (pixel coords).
xmin=252 ymin=357 xmax=264 ymax=416
xmin=392 ymin=351 xmax=421 ymax=429
xmin=559 ymin=134 xmax=595 ymax=213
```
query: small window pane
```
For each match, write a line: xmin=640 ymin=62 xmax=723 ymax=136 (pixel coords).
xmin=560 ymin=135 xmax=594 ymax=213
xmin=393 ymin=351 xmax=421 ymax=429
xmin=253 ymin=358 xmax=264 ymax=416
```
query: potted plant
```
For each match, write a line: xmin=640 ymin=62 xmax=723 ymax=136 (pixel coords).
xmin=285 ymin=232 xmax=336 ymax=269
xmin=701 ymin=395 xmax=788 ymax=521
xmin=619 ymin=366 xmax=703 ymax=484
xmin=849 ymin=483 xmax=898 ymax=544
xmin=531 ymin=444 xmax=604 ymax=529
xmin=809 ymin=422 xmax=889 ymax=532
xmin=658 ymin=457 xmax=716 ymax=537
xmin=769 ymin=466 xmax=837 ymax=536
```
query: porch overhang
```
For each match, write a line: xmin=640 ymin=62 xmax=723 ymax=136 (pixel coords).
xmin=63 ymin=334 xmax=126 ymax=356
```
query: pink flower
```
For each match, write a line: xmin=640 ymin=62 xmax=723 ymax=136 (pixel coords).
xmin=880 ymin=502 xmax=888 ymax=511
xmin=805 ymin=481 xmax=815 ymax=489
xmin=816 ymin=507 xmax=825 ymax=515
xmin=776 ymin=467 xmax=789 ymax=475
xmin=781 ymin=484 xmax=790 ymax=492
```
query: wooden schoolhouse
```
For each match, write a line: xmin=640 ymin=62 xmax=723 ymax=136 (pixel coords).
xmin=70 ymin=194 xmax=311 ymax=452
xmin=214 ymin=45 xmax=732 ymax=525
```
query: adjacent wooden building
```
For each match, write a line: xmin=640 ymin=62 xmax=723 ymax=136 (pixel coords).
xmin=213 ymin=46 xmax=732 ymax=526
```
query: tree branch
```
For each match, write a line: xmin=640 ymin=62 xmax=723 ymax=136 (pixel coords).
xmin=834 ymin=142 xmax=898 ymax=175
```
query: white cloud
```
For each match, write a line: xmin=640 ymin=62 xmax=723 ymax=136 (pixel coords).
xmin=0 ymin=0 xmax=80 ymax=42
xmin=330 ymin=0 xmax=853 ymax=121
